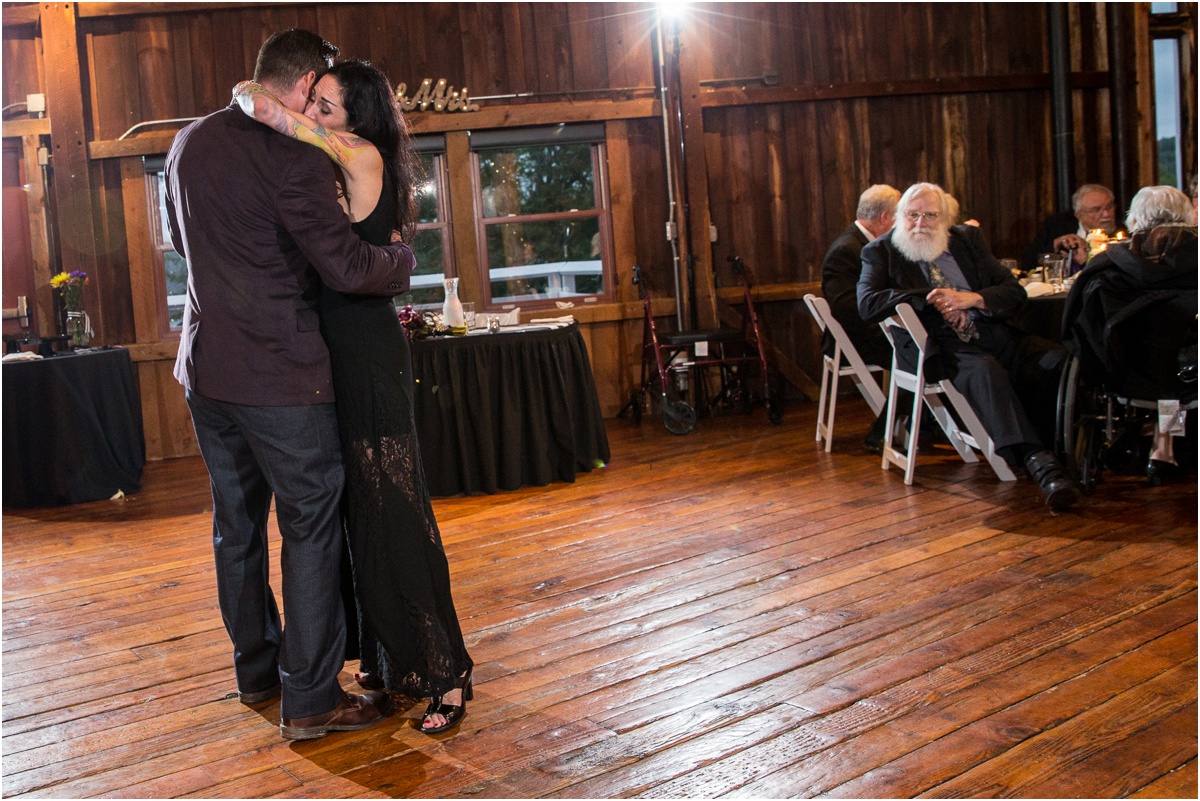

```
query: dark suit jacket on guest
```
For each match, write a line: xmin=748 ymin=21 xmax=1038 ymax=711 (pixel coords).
xmin=165 ymin=103 xmax=414 ymax=407
xmin=820 ymin=223 xmax=892 ymax=366
xmin=1020 ymin=210 xmax=1079 ymax=271
xmin=858 ymin=225 xmax=1027 ymax=381
xmin=859 ymin=225 xmax=1026 ymax=323
xmin=858 ymin=225 xmax=1066 ymax=453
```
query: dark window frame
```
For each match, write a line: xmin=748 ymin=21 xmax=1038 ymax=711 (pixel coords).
xmin=468 ymin=129 xmax=616 ymax=311
xmin=404 ymin=145 xmax=455 ymax=309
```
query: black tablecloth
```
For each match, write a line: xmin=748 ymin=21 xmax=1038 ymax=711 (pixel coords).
xmin=1011 ymin=293 xmax=1069 ymax=342
xmin=410 ymin=323 xmax=610 ymax=497
xmin=3 ymin=348 xmax=145 ymax=507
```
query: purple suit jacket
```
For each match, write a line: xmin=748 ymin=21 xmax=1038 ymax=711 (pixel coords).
xmin=165 ymin=104 xmax=414 ymax=406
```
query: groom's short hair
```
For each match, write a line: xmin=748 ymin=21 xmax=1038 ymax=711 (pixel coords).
xmin=253 ymin=28 xmax=338 ymax=88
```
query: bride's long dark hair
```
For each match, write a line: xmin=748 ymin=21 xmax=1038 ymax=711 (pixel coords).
xmin=326 ymin=59 xmax=419 ymax=242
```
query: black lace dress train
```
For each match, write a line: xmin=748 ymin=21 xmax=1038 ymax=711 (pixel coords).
xmin=320 ymin=174 xmax=472 ymax=699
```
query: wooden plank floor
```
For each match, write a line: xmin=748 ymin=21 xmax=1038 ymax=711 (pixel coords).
xmin=3 ymin=397 xmax=1196 ymax=798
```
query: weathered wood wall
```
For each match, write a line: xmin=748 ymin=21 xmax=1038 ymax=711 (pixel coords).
xmin=2 ymin=2 xmax=1169 ymax=461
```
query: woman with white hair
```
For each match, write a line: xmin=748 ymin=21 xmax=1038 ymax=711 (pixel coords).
xmin=1070 ymin=185 xmax=1197 ymax=485
xmin=1124 ymin=184 xmax=1197 ymax=233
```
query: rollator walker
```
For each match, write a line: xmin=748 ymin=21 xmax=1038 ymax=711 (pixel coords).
xmin=625 ymin=257 xmax=780 ymax=434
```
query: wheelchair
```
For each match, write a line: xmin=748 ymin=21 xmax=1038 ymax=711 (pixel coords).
xmin=1054 ymin=254 xmax=1197 ymax=493
xmin=624 ymin=257 xmax=780 ymax=434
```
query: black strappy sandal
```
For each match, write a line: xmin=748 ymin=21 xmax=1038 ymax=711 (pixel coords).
xmin=420 ymin=668 xmax=473 ymax=734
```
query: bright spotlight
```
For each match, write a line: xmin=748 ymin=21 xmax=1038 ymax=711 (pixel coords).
xmin=657 ymin=0 xmax=689 ymax=22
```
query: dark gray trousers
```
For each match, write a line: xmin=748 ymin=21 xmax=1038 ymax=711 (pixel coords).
xmin=186 ymin=390 xmax=346 ymax=719
xmin=936 ymin=324 xmax=1066 ymax=452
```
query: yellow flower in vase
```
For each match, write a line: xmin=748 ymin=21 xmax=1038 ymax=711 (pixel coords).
xmin=51 ymin=270 xmax=91 ymax=347
xmin=51 ymin=270 xmax=89 ymax=311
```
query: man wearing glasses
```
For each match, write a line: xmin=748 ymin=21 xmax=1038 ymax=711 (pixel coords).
xmin=857 ymin=183 xmax=1079 ymax=511
xmin=1020 ymin=183 xmax=1118 ymax=271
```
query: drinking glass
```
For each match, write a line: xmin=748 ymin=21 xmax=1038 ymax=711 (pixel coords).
xmin=462 ymin=302 xmax=476 ymax=329
xmin=1038 ymin=253 xmax=1067 ymax=292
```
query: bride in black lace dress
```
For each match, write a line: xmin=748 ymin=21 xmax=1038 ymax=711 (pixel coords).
xmin=235 ymin=60 xmax=473 ymax=734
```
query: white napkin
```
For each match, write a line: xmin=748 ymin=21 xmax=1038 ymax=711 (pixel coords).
xmin=498 ymin=308 xmax=521 ymax=325
xmin=1024 ymin=281 xmax=1056 ymax=298
xmin=530 ymin=315 xmax=575 ymax=324
xmin=2 ymin=352 xmax=42 ymax=362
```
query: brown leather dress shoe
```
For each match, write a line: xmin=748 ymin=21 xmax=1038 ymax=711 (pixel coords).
xmin=280 ymin=691 xmax=395 ymax=740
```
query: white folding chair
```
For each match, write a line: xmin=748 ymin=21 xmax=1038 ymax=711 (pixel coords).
xmin=878 ymin=303 xmax=1017 ymax=484
xmin=803 ymin=294 xmax=887 ymax=452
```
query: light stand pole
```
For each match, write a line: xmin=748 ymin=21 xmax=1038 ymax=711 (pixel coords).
xmin=656 ymin=8 xmax=686 ymax=330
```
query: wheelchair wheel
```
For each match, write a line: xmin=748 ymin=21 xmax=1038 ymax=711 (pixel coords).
xmin=662 ymin=398 xmax=697 ymax=435
xmin=1057 ymin=352 xmax=1102 ymax=493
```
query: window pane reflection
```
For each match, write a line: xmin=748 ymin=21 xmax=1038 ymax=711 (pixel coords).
xmin=402 ymin=228 xmax=447 ymax=307
xmin=484 ymin=218 xmax=602 ymax=302
xmin=1153 ymin=38 xmax=1182 ymax=187
xmin=478 ymin=145 xmax=596 ymax=217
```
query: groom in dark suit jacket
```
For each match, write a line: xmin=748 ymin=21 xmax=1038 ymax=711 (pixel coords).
xmin=165 ymin=29 xmax=411 ymax=738
xmin=858 ymin=182 xmax=1079 ymax=511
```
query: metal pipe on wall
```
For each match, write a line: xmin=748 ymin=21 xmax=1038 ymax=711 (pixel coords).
xmin=1048 ymin=2 xmax=1075 ymax=212
xmin=655 ymin=11 xmax=685 ymax=330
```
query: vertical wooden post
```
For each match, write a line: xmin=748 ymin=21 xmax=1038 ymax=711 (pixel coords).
xmin=21 ymin=132 xmax=54 ymax=335
xmin=120 ymin=157 xmax=160 ymax=343
xmin=1048 ymin=2 xmax=1076 ymax=213
xmin=41 ymin=2 xmax=104 ymax=339
xmin=445 ymin=131 xmax=483 ymax=307
xmin=657 ymin=18 xmax=692 ymax=330
xmin=672 ymin=16 xmax=717 ymax=331
xmin=1106 ymin=1 xmax=1141 ymax=213
xmin=1132 ymin=3 xmax=1161 ymax=191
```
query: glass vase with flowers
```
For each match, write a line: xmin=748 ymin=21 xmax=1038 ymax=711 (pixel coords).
xmin=51 ymin=270 xmax=92 ymax=348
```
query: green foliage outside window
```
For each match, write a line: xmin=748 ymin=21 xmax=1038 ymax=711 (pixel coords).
xmin=477 ymin=142 xmax=605 ymax=302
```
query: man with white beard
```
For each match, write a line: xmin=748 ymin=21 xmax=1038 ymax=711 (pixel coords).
xmin=857 ymin=182 xmax=1080 ymax=511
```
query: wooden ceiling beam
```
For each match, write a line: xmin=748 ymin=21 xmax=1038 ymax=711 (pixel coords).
xmin=87 ymin=97 xmax=660 ymax=159
xmin=75 ymin=3 xmax=282 ymax=20
xmin=700 ymin=72 xmax=1110 ymax=109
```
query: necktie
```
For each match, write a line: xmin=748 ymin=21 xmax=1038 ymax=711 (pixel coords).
xmin=928 ymin=262 xmax=979 ymax=342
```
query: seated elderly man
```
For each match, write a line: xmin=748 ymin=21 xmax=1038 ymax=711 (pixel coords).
xmin=821 ymin=184 xmax=901 ymax=451
xmin=1021 ymin=183 xmax=1118 ymax=271
xmin=858 ymin=182 xmax=1080 ymax=511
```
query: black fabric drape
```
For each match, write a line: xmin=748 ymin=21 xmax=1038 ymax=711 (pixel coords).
xmin=410 ymin=323 xmax=610 ymax=497
xmin=3 ymin=348 xmax=145 ymax=507
xmin=1010 ymin=294 xmax=1068 ymax=342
